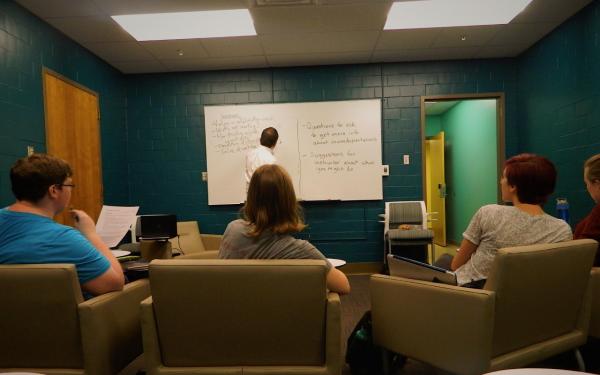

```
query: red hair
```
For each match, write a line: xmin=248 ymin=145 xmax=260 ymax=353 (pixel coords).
xmin=504 ymin=153 xmax=556 ymax=205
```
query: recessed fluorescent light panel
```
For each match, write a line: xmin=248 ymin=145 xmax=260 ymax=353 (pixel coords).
xmin=384 ymin=0 xmax=533 ymax=30
xmin=112 ymin=9 xmax=256 ymax=41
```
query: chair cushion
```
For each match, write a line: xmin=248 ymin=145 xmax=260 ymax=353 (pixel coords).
xmin=388 ymin=228 xmax=433 ymax=240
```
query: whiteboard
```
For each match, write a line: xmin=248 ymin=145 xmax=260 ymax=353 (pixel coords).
xmin=204 ymin=99 xmax=382 ymax=205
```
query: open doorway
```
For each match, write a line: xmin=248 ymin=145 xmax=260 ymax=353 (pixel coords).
xmin=420 ymin=93 xmax=505 ymax=248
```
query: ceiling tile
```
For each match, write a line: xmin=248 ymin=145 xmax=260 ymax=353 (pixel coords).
xmin=376 ymin=29 xmax=440 ymax=50
xmin=141 ymin=39 xmax=209 ymax=59
xmin=250 ymin=6 xmax=321 ymax=34
xmin=201 ymin=36 xmax=264 ymax=58
xmin=267 ymin=51 xmax=372 ymax=67
xmin=161 ymin=56 xmax=269 ymax=72
xmin=111 ymin=60 xmax=167 ymax=74
xmin=316 ymin=3 xmax=391 ymax=32
xmin=372 ymin=47 xmax=481 ymax=63
xmin=15 ymin=0 xmax=102 ymax=18
xmin=431 ymin=26 xmax=502 ymax=48
xmin=475 ymin=45 xmax=529 ymax=59
xmin=45 ymin=16 xmax=135 ymax=43
xmin=512 ymin=0 xmax=592 ymax=23
xmin=85 ymin=42 xmax=156 ymax=62
xmin=260 ymin=31 xmax=380 ymax=54
xmin=93 ymin=0 xmax=249 ymax=15
xmin=488 ymin=23 xmax=556 ymax=46
xmin=317 ymin=0 xmax=390 ymax=4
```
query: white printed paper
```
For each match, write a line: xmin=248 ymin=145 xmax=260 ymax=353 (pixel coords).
xmin=96 ymin=205 xmax=139 ymax=247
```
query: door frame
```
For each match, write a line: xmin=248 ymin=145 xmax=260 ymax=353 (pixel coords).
xmin=420 ymin=92 xmax=506 ymax=211
xmin=42 ymin=67 xmax=100 ymax=98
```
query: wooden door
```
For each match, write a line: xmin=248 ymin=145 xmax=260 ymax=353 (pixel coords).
xmin=426 ymin=132 xmax=446 ymax=246
xmin=43 ymin=70 xmax=103 ymax=226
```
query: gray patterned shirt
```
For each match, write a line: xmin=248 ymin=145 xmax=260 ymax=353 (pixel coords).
xmin=455 ymin=204 xmax=572 ymax=285
xmin=218 ymin=219 xmax=332 ymax=271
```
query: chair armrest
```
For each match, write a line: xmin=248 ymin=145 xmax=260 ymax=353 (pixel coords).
xmin=140 ymin=296 xmax=163 ymax=373
xmin=370 ymin=274 xmax=495 ymax=375
xmin=590 ymin=268 xmax=600 ymax=338
xmin=325 ymin=292 xmax=342 ymax=374
xmin=78 ymin=279 xmax=150 ymax=375
xmin=201 ymin=234 xmax=222 ymax=251
xmin=176 ymin=250 xmax=219 ymax=260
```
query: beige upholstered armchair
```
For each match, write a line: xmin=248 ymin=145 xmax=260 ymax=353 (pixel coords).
xmin=370 ymin=239 xmax=598 ymax=375
xmin=590 ymin=267 xmax=600 ymax=339
xmin=168 ymin=220 xmax=222 ymax=258
xmin=141 ymin=259 xmax=342 ymax=375
xmin=0 ymin=264 xmax=150 ymax=375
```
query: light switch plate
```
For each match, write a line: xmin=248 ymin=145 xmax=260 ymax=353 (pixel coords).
xmin=403 ymin=154 xmax=410 ymax=165
xmin=382 ymin=165 xmax=389 ymax=176
xmin=201 ymin=171 xmax=207 ymax=181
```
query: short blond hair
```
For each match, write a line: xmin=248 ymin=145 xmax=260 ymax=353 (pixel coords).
xmin=584 ymin=154 xmax=600 ymax=182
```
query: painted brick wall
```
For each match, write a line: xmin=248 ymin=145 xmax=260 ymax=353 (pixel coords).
xmin=518 ymin=0 xmax=600 ymax=225
xmin=127 ymin=61 xmax=518 ymax=262
xmin=0 ymin=0 xmax=128 ymax=206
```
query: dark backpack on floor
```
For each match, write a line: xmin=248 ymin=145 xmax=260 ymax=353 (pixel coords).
xmin=345 ymin=310 xmax=383 ymax=375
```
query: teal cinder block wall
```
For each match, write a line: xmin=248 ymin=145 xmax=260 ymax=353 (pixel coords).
xmin=518 ymin=0 xmax=600 ymax=226
xmin=0 ymin=0 xmax=128 ymax=206
xmin=126 ymin=61 xmax=518 ymax=262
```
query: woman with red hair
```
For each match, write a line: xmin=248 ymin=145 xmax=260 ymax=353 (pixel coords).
xmin=447 ymin=153 xmax=572 ymax=287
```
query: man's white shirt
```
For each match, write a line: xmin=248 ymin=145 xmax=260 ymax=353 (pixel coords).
xmin=245 ymin=145 xmax=276 ymax=186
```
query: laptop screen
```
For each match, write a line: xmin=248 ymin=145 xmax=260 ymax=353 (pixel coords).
xmin=137 ymin=214 xmax=177 ymax=240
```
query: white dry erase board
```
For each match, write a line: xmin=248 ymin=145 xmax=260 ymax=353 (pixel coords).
xmin=204 ymin=99 xmax=383 ymax=205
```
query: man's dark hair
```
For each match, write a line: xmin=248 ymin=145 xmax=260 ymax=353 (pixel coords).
xmin=260 ymin=127 xmax=279 ymax=148
xmin=10 ymin=153 xmax=72 ymax=202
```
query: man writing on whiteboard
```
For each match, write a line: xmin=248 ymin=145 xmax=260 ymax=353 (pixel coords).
xmin=245 ymin=127 xmax=279 ymax=191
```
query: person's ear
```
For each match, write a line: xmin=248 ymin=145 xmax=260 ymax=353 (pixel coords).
xmin=47 ymin=184 xmax=60 ymax=199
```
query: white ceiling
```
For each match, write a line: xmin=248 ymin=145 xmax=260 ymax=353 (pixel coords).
xmin=425 ymin=100 xmax=459 ymax=115
xmin=15 ymin=0 xmax=594 ymax=74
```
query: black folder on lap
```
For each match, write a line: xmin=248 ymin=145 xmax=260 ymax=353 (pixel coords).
xmin=387 ymin=254 xmax=457 ymax=285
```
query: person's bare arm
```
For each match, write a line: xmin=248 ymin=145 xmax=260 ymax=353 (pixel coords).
xmin=326 ymin=267 xmax=351 ymax=295
xmin=450 ymin=238 xmax=478 ymax=271
xmin=71 ymin=209 xmax=124 ymax=295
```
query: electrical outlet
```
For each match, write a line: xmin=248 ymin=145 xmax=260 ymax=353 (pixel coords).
xmin=403 ymin=154 xmax=410 ymax=165
xmin=382 ymin=165 xmax=389 ymax=176
xmin=27 ymin=145 xmax=34 ymax=156
xmin=201 ymin=171 xmax=207 ymax=181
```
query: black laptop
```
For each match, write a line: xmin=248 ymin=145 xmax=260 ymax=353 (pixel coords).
xmin=136 ymin=214 xmax=177 ymax=241
xmin=387 ymin=254 xmax=457 ymax=285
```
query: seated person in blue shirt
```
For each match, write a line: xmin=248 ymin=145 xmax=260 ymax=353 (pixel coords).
xmin=0 ymin=153 xmax=124 ymax=296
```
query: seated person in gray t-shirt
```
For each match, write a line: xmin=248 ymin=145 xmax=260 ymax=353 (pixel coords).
xmin=219 ymin=164 xmax=351 ymax=295
xmin=438 ymin=154 xmax=572 ymax=286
